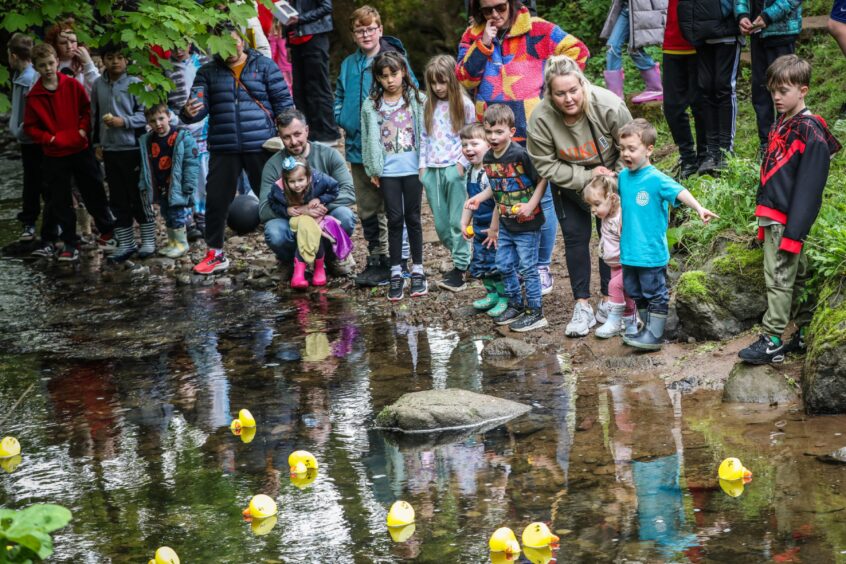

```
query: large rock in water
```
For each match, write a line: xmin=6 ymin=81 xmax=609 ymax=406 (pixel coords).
xmin=722 ymin=363 xmax=799 ymax=404
xmin=481 ymin=337 xmax=536 ymax=360
xmin=675 ymin=240 xmax=767 ymax=341
xmin=803 ymin=290 xmax=846 ymax=414
xmin=374 ymin=389 xmax=531 ymax=433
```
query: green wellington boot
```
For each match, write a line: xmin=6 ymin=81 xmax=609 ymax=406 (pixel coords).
xmin=473 ymin=278 xmax=499 ymax=311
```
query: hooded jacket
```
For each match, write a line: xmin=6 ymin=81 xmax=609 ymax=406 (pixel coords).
xmin=361 ymin=92 xmax=427 ymax=178
xmin=289 ymin=0 xmax=333 ymax=37
xmin=755 ymin=111 xmax=841 ymax=253
xmin=91 ymin=72 xmax=148 ymax=151
xmin=138 ymin=128 xmax=200 ymax=208
xmin=23 ymin=73 xmax=91 ymax=158
xmin=333 ymin=36 xmax=417 ymax=164
xmin=10 ymin=64 xmax=37 ymax=143
xmin=456 ymin=6 xmax=590 ymax=144
xmin=526 ymin=87 xmax=632 ymax=191
xmin=268 ymin=169 xmax=339 ymax=219
xmin=180 ymin=48 xmax=293 ymax=153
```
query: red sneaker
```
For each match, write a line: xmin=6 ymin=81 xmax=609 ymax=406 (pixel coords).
xmin=97 ymin=232 xmax=118 ymax=254
xmin=193 ymin=250 xmax=229 ymax=275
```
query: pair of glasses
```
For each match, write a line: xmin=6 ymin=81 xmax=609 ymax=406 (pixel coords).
xmin=353 ymin=25 xmax=380 ymax=38
xmin=480 ymin=2 xmax=508 ymax=17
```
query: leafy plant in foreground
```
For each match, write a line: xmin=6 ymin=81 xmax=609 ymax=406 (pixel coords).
xmin=0 ymin=504 xmax=72 ymax=563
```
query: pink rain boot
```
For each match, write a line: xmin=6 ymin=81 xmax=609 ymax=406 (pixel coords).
xmin=312 ymin=257 xmax=327 ymax=287
xmin=603 ymin=69 xmax=624 ymax=100
xmin=291 ymin=257 xmax=309 ymax=290
xmin=631 ymin=63 xmax=663 ymax=104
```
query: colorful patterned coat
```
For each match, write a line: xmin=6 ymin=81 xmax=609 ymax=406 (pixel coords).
xmin=456 ymin=7 xmax=589 ymax=144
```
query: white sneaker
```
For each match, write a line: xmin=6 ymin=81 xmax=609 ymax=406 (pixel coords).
xmin=596 ymin=300 xmax=609 ymax=323
xmin=565 ymin=301 xmax=596 ymax=337
xmin=539 ymin=265 xmax=553 ymax=296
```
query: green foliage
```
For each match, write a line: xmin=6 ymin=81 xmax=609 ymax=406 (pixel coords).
xmin=0 ymin=504 xmax=72 ymax=563
xmin=541 ymin=0 xmax=609 ymax=53
xmin=0 ymin=0 xmax=256 ymax=106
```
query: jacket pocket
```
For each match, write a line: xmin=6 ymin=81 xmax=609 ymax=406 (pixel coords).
xmin=52 ymin=130 xmax=86 ymax=152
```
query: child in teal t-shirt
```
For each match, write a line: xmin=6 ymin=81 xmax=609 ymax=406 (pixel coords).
xmin=617 ymin=119 xmax=717 ymax=351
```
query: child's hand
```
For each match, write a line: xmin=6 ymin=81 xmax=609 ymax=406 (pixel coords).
xmin=308 ymin=198 xmax=321 ymax=209
xmin=288 ymin=206 xmax=302 ymax=217
xmin=418 ymin=167 xmax=426 ymax=182
xmin=483 ymin=229 xmax=498 ymax=249
xmin=698 ymin=207 xmax=719 ymax=224
xmin=465 ymin=197 xmax=480 ymax=211
xmin=455 ymin=163 xmax=465 ymax=177
xmin=370 ymin=176 xmax=380 ymax=188
xmin=78 ymin=129 xmax=87 ymax=139
xmin=751 ymin=15 xmax=766 ymax=31
xmin=516 ymin=203 xmax=534 ymax=219
xmin=105 ymin=115 xmax=125 ymax=128
xmin=738 ymin=16 xmax=754 ymax=34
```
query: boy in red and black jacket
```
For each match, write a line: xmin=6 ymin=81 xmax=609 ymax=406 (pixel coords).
xmin=739 ymin=54 xmax=841 ymax=365
xmin=23 ymin=43 xmax=114 ymax=261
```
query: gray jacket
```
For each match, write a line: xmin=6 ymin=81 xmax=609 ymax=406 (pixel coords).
xmin=91 ymin=73 xmax=148 ymax=151
xmin=10 ymin=65 xmax=37 ymax=143
xmin=601 ymin=0 xmax=669 ymax=49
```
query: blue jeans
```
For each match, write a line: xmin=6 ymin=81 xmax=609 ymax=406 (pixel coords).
xmin=606 ymin=5 xmax=656 ymax=72
xmin=538 ymin=191 xmax=556 ymax=268
xmin=265 ymin=205 xmax=356 ymax=261
xmin=622 ymin=265 xmax=669 ymax=314
xmin=156 ymin=193 xmax=193 ymax=229
xmin=497 ymin=228 xmax=542 ymax=310
xmin=470 ymin=231 xmax=498 ymax=278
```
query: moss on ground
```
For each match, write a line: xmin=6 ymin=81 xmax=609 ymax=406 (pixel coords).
xmin=675 ymin=270 xmax=710 ymax=302
xmin=806 ymin=285 xmax=846 ymax=364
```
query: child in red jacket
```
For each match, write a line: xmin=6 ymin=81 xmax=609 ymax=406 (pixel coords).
xmin=23 ymin=43 xmax=114 ymax=261
xmin=738 ymin=55 xmax=841 ymax=365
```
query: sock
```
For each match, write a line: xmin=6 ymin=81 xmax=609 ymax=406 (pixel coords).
xmin=390 ymin=265 xmax=402 ymax=278
xmin=211 ymin=248 xmax=223 ymax=258
xmin=412 ymin=264 xmax=424 ymax=275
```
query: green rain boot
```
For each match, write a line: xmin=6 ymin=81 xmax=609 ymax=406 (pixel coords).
xmin=487 ymin=282 xmax=509 ymax=318
xmin=473 ymin=279 xmax=499 ymax=311
xmin=163 ymin=227 xmax=189 ymax=258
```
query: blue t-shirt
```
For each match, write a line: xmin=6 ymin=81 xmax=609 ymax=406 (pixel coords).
xmin=619 ymin=165 xmax=683 ymax=267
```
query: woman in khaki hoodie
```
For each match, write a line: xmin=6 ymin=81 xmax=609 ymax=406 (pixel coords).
xmin=527 ymin=55 xmax=633 ymax=338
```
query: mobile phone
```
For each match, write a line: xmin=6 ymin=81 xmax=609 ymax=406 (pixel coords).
xmin=190 ymin=85 xmax=205 ymax=103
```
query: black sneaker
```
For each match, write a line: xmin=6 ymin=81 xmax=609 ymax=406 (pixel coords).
xmin=494 ymin=303 xmax=524 ymax=325
xmin=697 ymin=155 xmax=718 ymax=176
xmin=388 ymin=275 xmax=404 ymax=301
xmin=437 ymin=268 xmax=467 ymax=292
xmin=31 ymin=242 xmax=56 ymax=258
xmin=679 ymin=158 xmax=699 ymax=180
xmin=510 ymin=307 xmax=549 ymax=332
xmin=57 ymin=246 xmax=79 ymax=263
xmin=784 ymin=328 xmax=807 ymax=355
xmin=410 ymin=272 xmax=428 ymax=297
xmin=738 ymin=334 xmax=785 ymax=365
xmin=355 ymin=255 xmax=390 ymax=287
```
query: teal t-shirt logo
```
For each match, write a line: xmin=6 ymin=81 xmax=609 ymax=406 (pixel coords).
xmin=636 ymin=191 xmax=650 ymax=206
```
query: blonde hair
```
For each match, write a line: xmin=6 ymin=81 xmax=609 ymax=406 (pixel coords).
xmin=583 ymin=174 xmax=620 ymax=213
xmin=424 ymin=54 xmax=468 ymax=135
xmin=543 ymin=55 xmax=601 ymax=126
xmin=350 ymin=5 xmax=381 ymax=29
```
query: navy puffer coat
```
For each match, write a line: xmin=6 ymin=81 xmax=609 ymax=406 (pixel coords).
xmin=182 ymin=49 xmax=293 ymax=153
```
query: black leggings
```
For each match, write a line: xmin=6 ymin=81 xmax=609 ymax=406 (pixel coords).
xmin=205 ymin=152 xmax=270 ymax=249
xmin=104 ymin=150 xmax=153 ymax=227
xmin=381 ymin=175 xmax=423 ymax=267
xmin=553 ymin=187 xmax=610 ymax=299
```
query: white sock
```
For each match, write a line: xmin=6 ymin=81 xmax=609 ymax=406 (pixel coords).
xmin=390 ymin=265 xmax=402 ymax=278
xmin=412 ymin=264 xmax=424 ymax=275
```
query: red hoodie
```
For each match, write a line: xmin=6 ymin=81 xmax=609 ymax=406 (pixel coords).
xmin=663 ymin=0 xmax=696 ymax=53
xmin=23 ymin=73 xmax=91 ymax=158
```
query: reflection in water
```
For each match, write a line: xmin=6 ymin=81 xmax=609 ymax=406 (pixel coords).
xmin=0 ymin=238 xmax=845 ymax=562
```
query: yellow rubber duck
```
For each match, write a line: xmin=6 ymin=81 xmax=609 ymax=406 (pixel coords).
xmin=465 ymin=225 xmax=474 ymax=237
xmin=523 ymin=546 xmax=554 ymax=564
xmin=0 ymin=437 xmax=21 ymax=458
xmin=386 ymin=500 xmax=415 ymax=527
xmin=387 ymin=523 xmax=416 ymax=543
xmin=489 ymin=527 xmax=520 ymax=557
xmin=230 ymin=409 xmax=257 ymax=433
xmin=250 ymin=515 xmax=278 ymax=536
xmin=290 ymin=468 xmax=318 ymax=489
xmin=718 ymin=457 xmax=752 ymax=482
xmin=719 ymin=478 xmax=745 ymax=498
xmin=521 ymin=522 xmax=559 ymax=549
xmin=148 ymin=546 xmax=179 ymax=564
xmin=511 ymin=204 xmax=521 ymax=215
xmin=242 ymin=494 xmax=278 ymax=521
xmin=0 ymin=455 xmax=22 ymax=474
xmin=288 ymin=450 xmax=318 ymax=476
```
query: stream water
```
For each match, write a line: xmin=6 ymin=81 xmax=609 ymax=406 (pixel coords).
xmin=1 ymin=155 xmax=845 ymax=563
